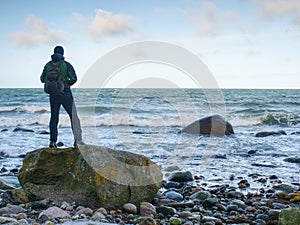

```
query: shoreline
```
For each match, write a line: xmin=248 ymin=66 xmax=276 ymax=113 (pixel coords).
xmin=0 ymin=166 xmax=299 ymax=224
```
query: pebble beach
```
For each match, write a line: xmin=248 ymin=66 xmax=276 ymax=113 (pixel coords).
xmin=0 ymin=167 xmax=300 ymax=225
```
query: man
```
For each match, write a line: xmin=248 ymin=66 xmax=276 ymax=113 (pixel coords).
xmin=40 ymin=45 xmax=84 ymax=148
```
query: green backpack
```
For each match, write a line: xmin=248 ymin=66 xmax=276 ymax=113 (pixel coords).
xmin=44 ymin=61 xmax=65 ymax=95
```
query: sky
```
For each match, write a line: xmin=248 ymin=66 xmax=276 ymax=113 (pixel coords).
xmin=0 ymin=0 xmax=300 ymax=89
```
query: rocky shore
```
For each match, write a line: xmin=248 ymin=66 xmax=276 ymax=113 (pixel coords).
xmin=1 ymin=167 xmax=300 ymax=225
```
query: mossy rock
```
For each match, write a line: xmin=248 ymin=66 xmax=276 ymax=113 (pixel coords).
xmin=278 ymin=208 xmax=300 ymax=225
xmin=18 ymin=145 xmax=162 ymax=209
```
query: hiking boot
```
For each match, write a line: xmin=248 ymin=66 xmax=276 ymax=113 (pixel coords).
xmin=74 ymin=140 xmax=85 ymax=148
xmin=49 ymin=141 xmax=57 ymax=148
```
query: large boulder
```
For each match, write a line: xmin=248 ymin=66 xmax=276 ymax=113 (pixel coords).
xmin=181 ymin=115 xmax=234 ymax=136
xmin=278 ymin=208 xmax=300 ymax=225
xmin=18 ymin=145 xmax=162 ymax=209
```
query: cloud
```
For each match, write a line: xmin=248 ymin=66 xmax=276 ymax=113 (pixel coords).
xmin=252 ymin=0 xmax=300 ymax=25
xmin=182 ymin=1 xmax=236 ymax=35
xmin=9 ymin=15 xmax=67 ymax=47
xmin=88 ymin=9 xmax=133 ymax=39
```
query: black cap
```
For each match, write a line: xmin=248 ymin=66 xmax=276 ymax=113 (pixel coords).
xmin=54 ymin=46 xmax=64 ymax=55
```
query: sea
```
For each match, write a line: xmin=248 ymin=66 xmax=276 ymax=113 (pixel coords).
xmin=0 ymin=88 xmax=299 ymax=190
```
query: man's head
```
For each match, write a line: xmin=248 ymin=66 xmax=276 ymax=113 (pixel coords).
xmin=54 ymin=46 xmax=64 ymax=55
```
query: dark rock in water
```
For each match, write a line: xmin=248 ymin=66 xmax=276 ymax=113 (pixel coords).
xmin=181 ymin=115 xmax=234 ymax=136
xmin=251 ymin=163 xmax=276 ymax=168
xmin=1 ymin=167 xmax=8 ymax=173
xmin=13 ymin=127 xmax=34 ymax=133
xmin=214 ymin=154 xmax=227 ymax=159
xmin=0 ymin=151 xmax=8 ymax=159
xmin=57 ymin=141 xmax=64 ymax=147
xmin=39 ymin=130 xmax=50 ymax=135
xmin=248 ymin=150 xmax=257 ymax=155
xmin=290 ymin=131 xmax=300 ymax=135
xmin=17 ymin=154 xmax=26 ymax=158
xmin=255 ymin=130 xmax=286 ymax=137
xmin=10 ymin=168 xmax=19 ymax=173
xmin=1 ymin=129 xmax=8 ymax=132
xmin=18 ymin=145 xmax=162 ymax=209
xmin=269 ymin=175 xmax=279 ymax=180
xmin=284 ymin=156 xmax=300 ymax=163
xmin=167 ymin=171 xmax=194 ymax=182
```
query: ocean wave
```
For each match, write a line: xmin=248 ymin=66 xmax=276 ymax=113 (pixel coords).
xmin=260 ymin=113 xmax=300 ymax=126
xmin=1 ymin=109 xmax=300 ymax=128
xmin=0 ymin=106 xmax=50 ymax=114
xmin=229 ymin=113 xmax=300 ymax=127
xmin=0 ymin=114 xmax=196 ymax=128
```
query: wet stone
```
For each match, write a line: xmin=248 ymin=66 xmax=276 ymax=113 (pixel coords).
xmin=169 ymin=217 xmax=182 ymax=225
xmin=156 ymin=206 xmax=176 ymax=216
xmin=256 ymin=213 xmax=269 ymax=220
xmin=248 ymin=149 xmax=257 ymax=154
xmin=164 ymin=181 xmax=182 ymax=189
xmin=0 ymin=204 xmax=26 ymax=215
xmin=134 ymin=216 xmax=157 ymax=225
xmin=232 ymin=199 xmax=247 ymax=209
xmin=227 ymin=191 xmax=244 ymax=198
xmin=226 ymin=204 xmax=238 ymax=212
xmin=13 ymin=127 xmax=34 ymax=132
xmin=273 ymin=184 xmax=294 ymax=193
xmin=139 ymin=202 xmax=156 ymax=218
xmin=123 ymin=203 xmax=137 ymax=214
xmin=269 ymin=175 xmax=279 ymax=180
xmin=75 ymin=207 xmax=93 ymax=216
xmin=268 ymin=209 xmax=280 ymax=220
xmin=284 ymin=156 xmax=300 ymax=163
xmin=91 ymin=211 xmax=106 ymax=221
xmin=168 ymin=171 xmax=194 ymax=182
xmin=179 ymin=211 xmax=192 ymax=218
xmin=202 ymin=198 xmax=219 ymax=209
xmin=273 ymin=202 xmax=287 ymax=209
xmin=190 ymin=191 xmax=211 ymax=201
xmin=201 ymin=216 xmax=222 ymax=224
xmin=40 ymin=130 xmax=50 ymax=135
xmin=165 ymin=191 xmax=184 ymax=202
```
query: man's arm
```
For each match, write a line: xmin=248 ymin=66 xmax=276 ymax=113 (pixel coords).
xmin=65 ymin=62 xmax=77 ymax=86
xmin=40 ymin=63 xmax=50 ymax=83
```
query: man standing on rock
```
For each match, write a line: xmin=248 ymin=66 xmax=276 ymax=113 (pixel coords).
xmin=40 ymin=45 xmax=84 ymax=148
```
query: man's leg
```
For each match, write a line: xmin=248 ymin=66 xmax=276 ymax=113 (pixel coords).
xmin=61 ymin=89 xmax=83 ymax=143
xmin=49 ymin=95 xmax=61 ymax=143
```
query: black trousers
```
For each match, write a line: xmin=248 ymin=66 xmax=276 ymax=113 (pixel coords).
xmin=49 ymin=88 xmax=82 ymax=143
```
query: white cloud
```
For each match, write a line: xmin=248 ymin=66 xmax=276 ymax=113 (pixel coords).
xmin=182 ymin=1 xmax=236 ymax=35
xmin=252 ymin=0 xmax=300 ymax=25
xmin=9 ymin=15 xmax=67 ymax=47
xmin=88 ymin=9 xmax=133 ymax=39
